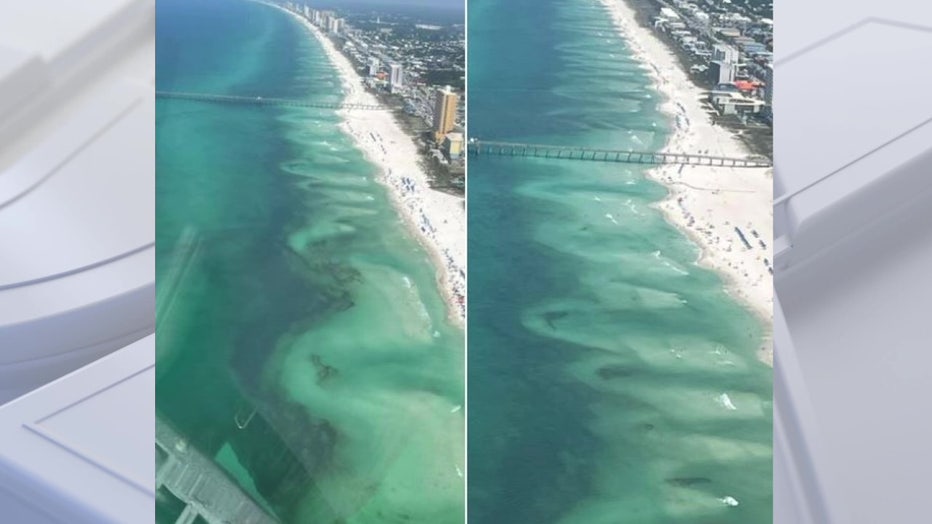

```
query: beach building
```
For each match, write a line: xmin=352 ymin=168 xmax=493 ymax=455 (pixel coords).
xmin=713 ymin=82 xmax=741 ymax=93
xmin=709 ymin=60 xmax=736 ymax=84
xmin=390 ymin=63 xmax=404 ymax=92
xmin=717 ymin=27 xmax=742 ymax=39
xmin=709 ymin=89 xmax=764 ymax=115
xmin=764 ymin=63 xmax=773 ymax=106
xmin=713 ymin=44 xmax=739 ymax=63
xmin=709 ymin=88 xmax=739 ymax=105
xmin=654 ymin=7 xmax=682 ymax=28
xmin=443 ymin=132 xmax=464 ymax=160
xmin=368 ymin=57 xmax=380 ymax=76
xmin=659 ymin=7 xmax=680 ymax=21
xmin=432 ymin=86 xmax=458 ymax=143
xmin=764 ymin=63 xmax=773 ymax=121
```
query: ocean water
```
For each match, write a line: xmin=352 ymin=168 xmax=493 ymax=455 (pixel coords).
xmin=156 ymin=1 xmax=464 ymax=522
xmin=467 ymin=0 xmax=773 ymax=523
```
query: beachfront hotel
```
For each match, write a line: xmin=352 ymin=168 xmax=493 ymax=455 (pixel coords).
xmin=433 ymin=86 xmax=458 ymax=143
xmin=390 ymin=63 xmax=404 ymax=92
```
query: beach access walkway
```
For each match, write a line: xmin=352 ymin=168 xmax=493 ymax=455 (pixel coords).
xmin=467 ymin=140 xmax=772 ymax=168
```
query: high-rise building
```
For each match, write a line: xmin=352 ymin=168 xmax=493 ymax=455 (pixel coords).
xmin=710 ymin=44 xmax=738 ymax=85
xmin=389 ymin=63 xmax=404 ymax=92
xmin=368 ymin=57 xmax=380 ymax=77
xmin=432 ymin=86 xmax=458 ymax=143
xmin=328 ymin=17 xmax=344 ymax=35
xmin=319 ymin=11 xmax=334 ymax=30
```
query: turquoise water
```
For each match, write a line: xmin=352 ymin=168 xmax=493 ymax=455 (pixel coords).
xmin=156 ymin=1 xmax=464 ymax=522
xmin=467 ymin=0 xmax=773 ymax=522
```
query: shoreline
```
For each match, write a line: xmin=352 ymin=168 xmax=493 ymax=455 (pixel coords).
xmin=270 ymin=3 xmax=466 ymax=328
xmin=600 ymin=0 xmax=774 ymax=365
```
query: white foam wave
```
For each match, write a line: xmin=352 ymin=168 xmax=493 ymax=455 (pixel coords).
xmin=652 ymin=250 xmax=689 ymax=275
xmin=400 ymin=275 xmax=433 ymax=330
xmin=717 ymin=393 xmax=737 ymax=411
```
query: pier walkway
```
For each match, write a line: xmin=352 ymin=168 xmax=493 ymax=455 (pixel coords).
xmin=156 ymin=90 xmax=387 ymax=111
xmin=156 ymin=418 xmax=278 ymax=524
xmin=467 ymin=140 xmax=772 ymax=168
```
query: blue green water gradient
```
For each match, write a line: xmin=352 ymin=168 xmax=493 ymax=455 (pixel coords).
xmin=156 ymin=1 xmax=464 ymax=522
xmin=467 ymin=0 xmax=773 ymax=522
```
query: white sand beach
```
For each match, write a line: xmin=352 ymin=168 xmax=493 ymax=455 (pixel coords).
xmin=601 ymin=0 xmax=774 ymax=364
xmin=274 ymin=5 xmax=466 ymax=326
